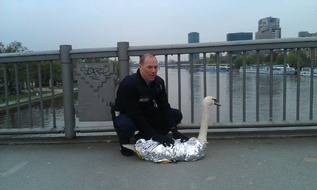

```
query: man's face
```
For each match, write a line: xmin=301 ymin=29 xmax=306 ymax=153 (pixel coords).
xmin=139 ymin=56 xmax=158 ymax=82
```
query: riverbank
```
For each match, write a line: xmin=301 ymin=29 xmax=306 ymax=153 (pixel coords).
xmin=0 ymin=88 xmax=65 ymax=113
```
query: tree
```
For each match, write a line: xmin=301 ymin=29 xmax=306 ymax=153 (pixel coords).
xmin=0 ymin=41 xmax=29 ymax=94
xmin=0 ymin=41 xmax=28 ymax=53
xmin=274 ymin=50 xmax=310 ymax=68
xmin=209 ymin=54 xmax=216 ymax=64
xmin=274 ymin=54 xmax=284 ymax=65
xmin=0 ymin=42 xmax=4 ymax=53
xmin=287 ymin=50 xmax=311 ymax=68
xmin=1 ymin=42 xmax=63 ymax=93
xmin=233 ymin=54 xmax=256 ymax=69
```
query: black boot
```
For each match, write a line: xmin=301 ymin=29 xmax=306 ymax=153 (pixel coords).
xmin=120 ymin=138 xmax=133 ymax=156
xmin=120 ymin=144 xmax=133 ymax=156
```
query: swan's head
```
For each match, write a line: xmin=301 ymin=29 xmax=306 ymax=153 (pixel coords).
xmin=203 ymin=96 xmax=221 ymax=106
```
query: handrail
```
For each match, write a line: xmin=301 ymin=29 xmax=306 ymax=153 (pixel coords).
xmin=1 ymin=37 xmax=317 ymax=138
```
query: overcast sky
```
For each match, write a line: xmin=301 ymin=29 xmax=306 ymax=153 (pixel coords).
xmin=1 ymin=0 xmax=316 ymax=51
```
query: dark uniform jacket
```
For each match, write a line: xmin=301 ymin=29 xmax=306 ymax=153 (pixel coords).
xmin=115 ymin=69 xmax=176 ymax=138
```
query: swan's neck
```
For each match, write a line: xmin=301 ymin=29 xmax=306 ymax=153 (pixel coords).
xmin=197 ymin=104 xmax=210 ymax=143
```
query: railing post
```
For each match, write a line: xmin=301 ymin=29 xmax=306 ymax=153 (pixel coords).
xmin=60 ymin=45 xmax=76 ymax=139
xmin=117 ymin=42 xmax=130 ymax=80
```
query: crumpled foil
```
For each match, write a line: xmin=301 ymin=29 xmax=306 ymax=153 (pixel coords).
xmin=134 ymin=137 xmax=206 ymax=163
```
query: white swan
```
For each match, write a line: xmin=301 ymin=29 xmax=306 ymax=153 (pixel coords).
xmin=123 ymin=96 xmax=220 ymax=163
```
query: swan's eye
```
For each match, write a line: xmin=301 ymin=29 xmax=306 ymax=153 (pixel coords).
xmin=212 ymin=98 xmax=221 ymax=106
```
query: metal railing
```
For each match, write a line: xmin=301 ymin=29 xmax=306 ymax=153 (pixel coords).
xmin=1 ymin=38 xmax=317 ymax=138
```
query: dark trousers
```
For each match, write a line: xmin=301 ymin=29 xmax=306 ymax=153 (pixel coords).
xmin=112 ymin=108 xmax=182 ymax=144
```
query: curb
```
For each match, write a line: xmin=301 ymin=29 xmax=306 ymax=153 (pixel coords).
xmin=1 ymin=127 xmax=317 ymax=145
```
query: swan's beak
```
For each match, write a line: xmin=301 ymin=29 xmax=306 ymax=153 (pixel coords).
xmin=212 ymin=98 xmax=221 ymax=106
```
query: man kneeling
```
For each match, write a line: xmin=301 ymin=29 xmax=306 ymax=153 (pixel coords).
xmin=112 ymin=53 xmax=188 ymax=156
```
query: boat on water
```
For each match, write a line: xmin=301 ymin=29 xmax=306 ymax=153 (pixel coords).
xmin=300 ymin=67 xmax=317 ymax=77
xmin=239 ymin=64 xmax=296 ymax=75
xmin=272 ymin=65 xmax=296 ymax=75
xmin=199 ymin=65 xmax=230 ymax=72
xmin=239 ymin=65 xmax=269 ymax=74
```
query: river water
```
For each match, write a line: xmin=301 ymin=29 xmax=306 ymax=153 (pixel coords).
xmin=160 ymin=68 xmax=317 ymax=124
xmin=1 ymin=68 xmax=317 ymax=128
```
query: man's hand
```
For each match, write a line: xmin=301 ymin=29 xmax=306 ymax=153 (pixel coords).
xmin=152 ymin=135 xmax=174 ymax=147
xmin=172 ymin=130 xmax=189 ymax=142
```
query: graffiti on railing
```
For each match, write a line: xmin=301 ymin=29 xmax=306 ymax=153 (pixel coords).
xmin=79 ymin=65 xmax=114 ymax=81
xmin=76 ymin=63 xmax=116 ymax=91
xmin=75 ymin=63 xmax=116 ymax=121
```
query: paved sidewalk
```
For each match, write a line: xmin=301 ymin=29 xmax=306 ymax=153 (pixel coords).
xmin=1 ymin=137 xmax=317 ymax=190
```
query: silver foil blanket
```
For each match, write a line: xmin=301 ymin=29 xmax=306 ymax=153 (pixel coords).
xmin=134 ymin=137 xmax=206 ymax=163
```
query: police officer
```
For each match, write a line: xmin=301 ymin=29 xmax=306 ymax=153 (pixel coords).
xmin=112 ymin=53 xmax=189 ymax=156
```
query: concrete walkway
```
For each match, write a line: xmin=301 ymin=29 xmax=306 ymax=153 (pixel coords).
xmin=1 ymin=136 xmax=317 ymax=190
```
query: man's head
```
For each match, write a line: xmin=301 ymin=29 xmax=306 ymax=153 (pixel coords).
xmin=139 ymin=53 xmax=158 ymax=83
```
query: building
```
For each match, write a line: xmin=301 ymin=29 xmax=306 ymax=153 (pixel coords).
xmin=227 ymin=32 xmax=253 ymax=41
xmin=227 ymin=32 xmax=253 ymax=56
xmin=255 ymin=17 xmax=281 ymax=39
xmin=298 ymin=31 xmax=317 ymax=37
xmin=188 ymin=32 xmax=200 ymax=62
xmin=188 ymin=32 xmax=199 ymax=43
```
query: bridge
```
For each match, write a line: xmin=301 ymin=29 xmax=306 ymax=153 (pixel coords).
xmin=1 ymin=38 xmax=317 ymax=190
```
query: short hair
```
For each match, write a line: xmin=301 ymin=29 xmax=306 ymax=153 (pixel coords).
xmin=139 ymin=53 xmax=156 ymax=64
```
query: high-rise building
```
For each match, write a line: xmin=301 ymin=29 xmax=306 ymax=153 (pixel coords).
xmin=188 ymin=32 xmax=200 ymax=62
xmin=227 ymin=32 xmax=253 ymax=55
xmin=188 ymin=32 xmax=199 ymax=43
xmin=255 ymin=17 xmax=281 ymax=39
xmin=227 ymin=32 xmax=253 ymax=41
